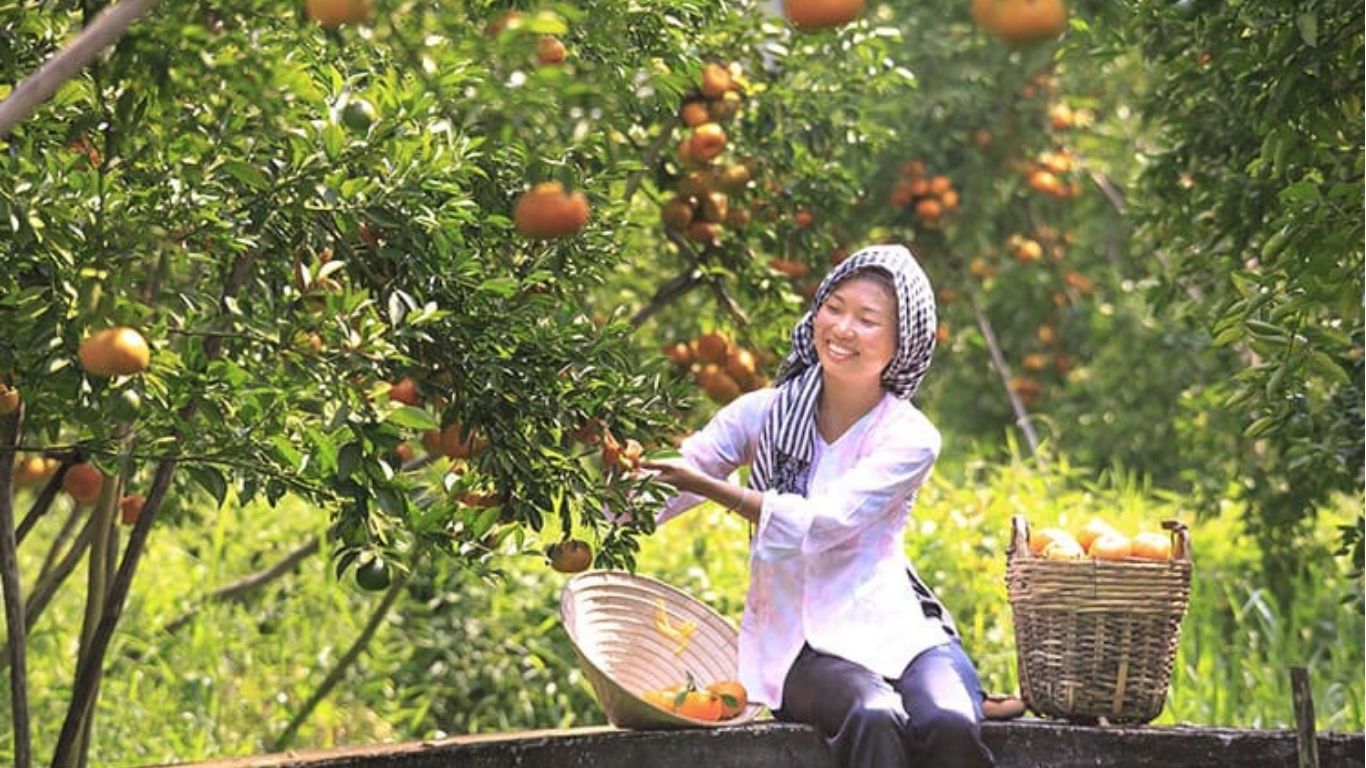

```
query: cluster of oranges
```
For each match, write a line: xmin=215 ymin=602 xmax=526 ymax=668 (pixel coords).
xmin=641 ymin=677 xmax=748 ymax=722
xmin=888 ymin=161 xmax=960 ymax=229
xmin=663 ymin=331 xmax=766 ymax=405
xmin=1022 ymin=148 xmax=1082 ymax=201
xmin=1029 ymin=518 xmax=1175 ymax=562
xmin=664 ymin=63 xmax=752 ymax=244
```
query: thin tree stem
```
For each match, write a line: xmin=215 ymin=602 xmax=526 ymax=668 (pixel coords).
xmin=0 ymin=408 xmax=32 ymax=768
xmin=269 ymin=563 xmax=412 ymax=752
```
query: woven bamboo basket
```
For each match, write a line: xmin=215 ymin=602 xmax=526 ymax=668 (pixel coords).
xmin=1006 ymin=515 xmax=1192 ymax=724
xmin=559 ymin=570 xmax=762 ymax=729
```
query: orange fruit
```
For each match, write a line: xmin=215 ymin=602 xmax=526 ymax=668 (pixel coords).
xmin=388 ymin=376 xmax=421 ymax=406
xmin=1042 ymin=537 xmax=1085 ymax=561
xmin=1131 ymin=531 xmax=1173 ymax=561
xmin=663 ymin=342 xmax=695 ymax=367
xmin=79 ymin=327 xmax=151 ymax=376
xmin=63 ymin=463 xmax=104 ymax=506
xmin=1089 ymin=532 xmax=1132 ymax=561
xmin=680 ymin=101 xmax=711 ymax=127
xmin=724 ymin=347 xmax=758 ymax=386
xmin=707 ymin=680 xmax=748 ymax=719
xmin=439 ymin=423 xmax=484 ymax=460
xmin=535 ymin=35 xmax=567 ymax=66
xmin=305 ymin=0 xmax=372 ymax=27
xmin=513 ymin=182 xmax=590 ymax=239
xmin=547 ymin=539 xmax=592 ymax=573
xmin=686 ymin=220 xmax=720 ymax=243
xmin=914 ymin=198 xmax=943 ymax=223
xmin=975 ymin=0 xmax=1067 ymax=45
xmin=794 ymin=209 xmax=815 ymax=228
xmin=661 ymin=197 xmax=695 ymax=230
xmin=699 ymin=192 xmax=729 ymax=224
xmin=689 ymin=123 xmax=727 ymax=163
xmin=784 ymin=0 xmax=866 ymax=30
xmin=699 ymin=63 xmax=733 ymax=99
xmin=677 ymin=690 xmax=724 ymax=721
xmin=700 ymin=369 xmax=742 ymax=404
xmin=1028 ymin=526 xmax=1077 ymax=556
xmin=0 ymin=383 xmax=19 ymax=415
xmin=694 ymin=332 xmax=730 ymax=365
xmin=1076 ymin=518 xmax=1121 ymax=553
xmin=119 ymin=494 xmax=145 ymax=526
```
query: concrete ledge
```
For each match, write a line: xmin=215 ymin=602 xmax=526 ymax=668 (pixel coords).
xmin=165 ymin=719 xmax=1365 ymax=768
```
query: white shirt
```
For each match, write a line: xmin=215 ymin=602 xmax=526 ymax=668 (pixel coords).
xmin=657 ymin=387 xmax=951 ymax=709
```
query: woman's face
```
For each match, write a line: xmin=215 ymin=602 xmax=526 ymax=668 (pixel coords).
xmin=812 ymin=274 xmax=898 ymax=391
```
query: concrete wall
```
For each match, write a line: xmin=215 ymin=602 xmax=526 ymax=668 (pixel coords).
xmin=166 ymin=720 xmax=1365 ymax=768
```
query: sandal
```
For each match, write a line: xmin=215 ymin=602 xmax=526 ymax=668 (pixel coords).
xmin=982 ymin=693 xmax=1026 ymax=721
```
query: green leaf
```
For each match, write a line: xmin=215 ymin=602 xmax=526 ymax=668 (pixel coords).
xmin=1296 ymin=12 xmax=1318 ymax=47
xmin=220 ymin=160 xmax=268 ymax=191
xmin=385 ymin=406 xmax=439 ymax=431
xmin=188 ymin=465 xmax=228 ymax=507
xmin=478 ymin=277 xmax=520 ymax=297
xmin=338 ymin=442 xmax=361 ymax=480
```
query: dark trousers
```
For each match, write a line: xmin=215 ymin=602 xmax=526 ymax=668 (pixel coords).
xmin=773 ymin=640 xmax=996 ymax=768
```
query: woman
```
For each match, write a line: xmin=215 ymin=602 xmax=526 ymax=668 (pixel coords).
xmin=642 ymin=244 xmax=998 ymax=768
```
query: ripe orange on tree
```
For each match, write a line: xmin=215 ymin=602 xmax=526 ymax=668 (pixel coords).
xmin=688 ymin=123 xmax=727 ymax=164
xmin=680 ymin=101 xmax=711 ymax=127
xmin=388 ymin=376 xmax=421 ymax=406
xmin=784 ymin=0 xmax=866 ymax=30
xmin=699 ymin=63 xmax=733 ymax=99
xmin=119 ymin=494 xmax=145 ymax=526
xmin=63 ymin=463 xmax=104 ymax=506
xmin=305 ymin=0 xmax=372 ymax=27
xmin=536 ymin=35 xmax=567 ymax=66
xmin=547 ymin=539 xmax=592 ymax=573
xmin=513 ymin=182 xmax=590 ymax=239
xmin=0 ymin=383 xmax=18 ymax=415
xmin=972 ymin=0 xmax=1067 ymax=45
xmin=79 ymin=326 xmax=150 ymax=376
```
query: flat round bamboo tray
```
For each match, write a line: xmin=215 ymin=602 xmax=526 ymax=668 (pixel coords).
xmin=1006 ymin=515 xmax=1192 ymax=724
xmin=559 ymin=570 xmax=762 ymax=729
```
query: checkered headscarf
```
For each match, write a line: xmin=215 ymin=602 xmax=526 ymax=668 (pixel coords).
xmin=750 ymin=244 xmax=937 ymax=495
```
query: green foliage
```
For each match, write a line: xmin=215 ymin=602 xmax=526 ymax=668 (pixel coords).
xmin=1105 ymin=0 xmax=1365 ymax=596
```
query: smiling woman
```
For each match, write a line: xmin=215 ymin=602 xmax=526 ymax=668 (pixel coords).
xmin=641 ymin=245 xmax=1002 ymax=768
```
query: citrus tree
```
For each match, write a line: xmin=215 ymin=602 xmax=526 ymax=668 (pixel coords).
xmin=0 ymin=1 xmax=937 ymax=763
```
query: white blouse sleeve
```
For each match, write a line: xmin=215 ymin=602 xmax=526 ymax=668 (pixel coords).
xmin=752 ymin=412 xmax=940 ymax=559
xmin=655 ymin=389 xmax=775 ymax=527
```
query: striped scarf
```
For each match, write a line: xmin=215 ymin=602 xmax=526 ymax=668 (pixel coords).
xmin=750 ymin=244 xmax=937 ymax=495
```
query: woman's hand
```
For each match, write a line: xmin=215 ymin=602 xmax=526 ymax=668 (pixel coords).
xmin=639 ymin=458 xmax=710 ymax=497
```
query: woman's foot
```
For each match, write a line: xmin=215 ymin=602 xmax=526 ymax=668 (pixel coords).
xmin=982 ymin=693 xmax=1025 ymax=721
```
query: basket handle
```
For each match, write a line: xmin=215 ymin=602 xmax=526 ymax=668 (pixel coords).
xmin=1008 ymin=515 xmax=1030 ymax=561
xmin=1162 ymin=519 xmax=1193 ymax=563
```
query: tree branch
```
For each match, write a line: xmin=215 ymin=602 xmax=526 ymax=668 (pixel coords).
xmin=161 ymin=537 xmax=321 ymax=636
xmin=0 ymin=0 xmax=161 ymax=138
xmin=631 ymin=268 xmax=702 ymax=329
xmin=0 ymin=408 xmax=32 ymax=768
xmin=51 ymin=250 xmax=256 ymax=768
xmin=16 ymin=455 xmax=77 ymax=548
xmin=968 ymin=293 xmax=1044 ymax=463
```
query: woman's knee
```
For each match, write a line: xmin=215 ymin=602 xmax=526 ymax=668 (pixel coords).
xmin=843 ymin=695 xmax=908 ymax=739
xmin=915 ymin=705 xmax=986 ymax=756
